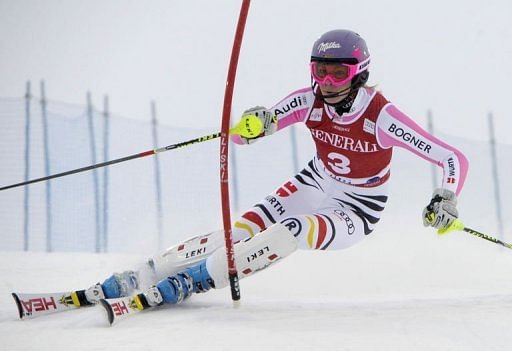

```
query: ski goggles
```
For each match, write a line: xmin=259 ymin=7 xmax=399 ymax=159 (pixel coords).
xmin=310 ymin=57 xmax=370 ymax=87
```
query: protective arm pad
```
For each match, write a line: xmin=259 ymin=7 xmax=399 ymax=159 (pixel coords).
xmin=206 ymin=224 xmax=298 ymax=289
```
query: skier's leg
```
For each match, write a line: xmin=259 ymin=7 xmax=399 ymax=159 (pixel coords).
xmin=281 ymin=182 xmax=390 ymax=250
xmin=146 ymin=229 xmax=226 ymax=282
xmin=76 ymin=230 xmax=226 ymax=305
xmin=140 ymin=223 xmax=297 ymax=306
xmin=233 ymin=159 xmax=328 ymax=242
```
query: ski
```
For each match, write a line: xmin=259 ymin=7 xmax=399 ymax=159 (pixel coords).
xmin=99 ymin=294 xmax=152 ymax=325
xmin=11 ymin=290 xmax=91 ymax=319
xmin=12 ymin=290 xmax=152 ymax=325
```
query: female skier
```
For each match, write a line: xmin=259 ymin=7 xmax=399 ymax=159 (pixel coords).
xmin=74 ymin=29 xmax=468 ymax=309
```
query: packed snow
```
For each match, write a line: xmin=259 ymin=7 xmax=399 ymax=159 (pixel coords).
xmin=2 ymin=215 xmax=512 ymax=350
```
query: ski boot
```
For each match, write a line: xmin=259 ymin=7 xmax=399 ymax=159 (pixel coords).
xmin=70 ymin=270 xmax=139 ymax=307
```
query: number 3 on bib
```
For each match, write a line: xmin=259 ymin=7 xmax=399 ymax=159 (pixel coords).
xmin=327 ymin=152 xmax=351 ymax=175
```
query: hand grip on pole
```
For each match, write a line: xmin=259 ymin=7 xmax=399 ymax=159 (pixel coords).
xmin=229 ymin=114 xmax=263 ymax=138
xmin=437 ymin=218 xmax=465 ymax=235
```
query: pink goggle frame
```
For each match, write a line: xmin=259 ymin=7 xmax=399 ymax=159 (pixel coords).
xmin=310 ymin=57 xmax=370 ymax=87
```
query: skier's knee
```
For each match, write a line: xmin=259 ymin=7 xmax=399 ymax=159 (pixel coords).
xmin=206 ymin=223 xmax=298 ymax=289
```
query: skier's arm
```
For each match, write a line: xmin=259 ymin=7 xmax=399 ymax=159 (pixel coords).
xmin=375 ymin=103 xmax=468 ymax=230
xmin=375 ymin=103 xmax=469 ymax=196
xmin=231 ymin=87 xmax=314 ymax=145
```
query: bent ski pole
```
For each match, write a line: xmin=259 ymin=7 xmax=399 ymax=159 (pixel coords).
xmin=0 ymin=114 xmax=263 ymax=192
xmin=437 ymin=219 xmax=512 ymax=250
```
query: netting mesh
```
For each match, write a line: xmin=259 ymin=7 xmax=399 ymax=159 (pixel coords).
xmin=0 ymin=96 xmax=510 ymax=253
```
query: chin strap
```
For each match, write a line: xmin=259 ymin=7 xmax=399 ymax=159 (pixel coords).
xmin=333 ymin=90 xmax=358 ymax=115
xmin=311 ymin=80 xmax=359 ymax=116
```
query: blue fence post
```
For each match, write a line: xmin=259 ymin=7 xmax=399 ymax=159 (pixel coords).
xmin=87 ymin=92 xmax=101 ymax=253
xmin=40 ymin=80 xmax=53 ymax=252
xmin=103 ymin=95 xmax=110 ymax=252
xmin=23 ymin=81 xmax=31 ymax=251
xmin=150 ymin=101 xmax=164 ymax=250
xmin=488 ymin=112 xmax=504 ymax=242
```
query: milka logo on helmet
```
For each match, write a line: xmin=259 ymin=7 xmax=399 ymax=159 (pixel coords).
xmin=317 ymin=41 xmax=341 ymax=53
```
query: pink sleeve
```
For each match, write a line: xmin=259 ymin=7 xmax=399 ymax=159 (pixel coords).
xmin=231 ymin=87 xmax=314 ymax=145
xmin=376 ymin=103 xmax=469 ymax=195
xmin=270 ymin=87 xmax=314 ymax=130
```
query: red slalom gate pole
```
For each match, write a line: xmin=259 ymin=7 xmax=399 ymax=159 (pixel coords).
xmin=220 ymin=0 xmax=251 ymax=305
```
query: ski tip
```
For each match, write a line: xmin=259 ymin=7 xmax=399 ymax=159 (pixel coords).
xmin=11 ymin=293 xmax=24 ymax=319
xmin=99 ymin=299 xmax=114 ymax=326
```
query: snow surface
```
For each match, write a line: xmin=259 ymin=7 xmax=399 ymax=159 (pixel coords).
xmin=2 ymin=225 xmax=512 ymax=351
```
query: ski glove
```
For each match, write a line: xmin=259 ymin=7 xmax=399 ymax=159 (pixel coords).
xmin=422 ymin=188 xmax=459 ymax=231
xmin=239 ymin=106 xmax=277 ymax=144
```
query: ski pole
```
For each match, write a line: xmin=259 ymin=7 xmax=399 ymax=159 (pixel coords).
xmin=437 ymin=219 xmax=512 ymax=250
xmin=0 ymin=114 xmax=263 ymax=192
